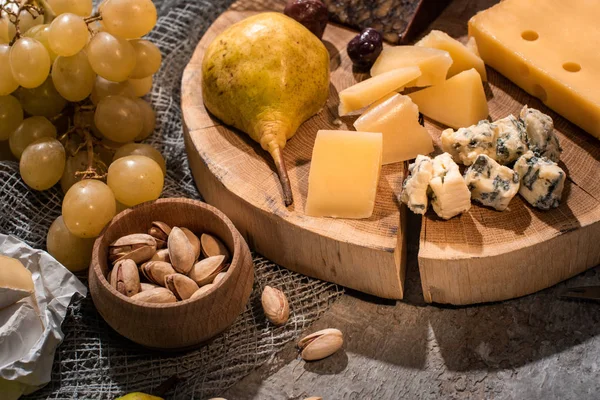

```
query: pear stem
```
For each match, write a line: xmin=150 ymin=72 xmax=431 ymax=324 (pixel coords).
xmin=270 ymin=146 xmax=294 ymax=206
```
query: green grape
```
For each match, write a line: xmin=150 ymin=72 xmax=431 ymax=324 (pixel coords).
xmin=9 ymin=116 xmax=57 ymax=159
xmin=62 ymin=179 xmax=116 ymax=238
xmin=52 ymin=51 xmax=96 ymax=102
xmin=47 ymin=0 xmax=93 ymax=17
xmin=17 ymin=77 xmax=67 ymax=117
xmin=7 ymin=9 xmax=43 ymax=40
xmin=129 ymin=39 xmax=161 ymax=79
xmin=47 ymin=215 xmax=95 ymax=272
xmin=94 ymin=95 xmax=142 ymax=143
xmin=107 ymin=155 xmax=164 ymax=207
xmin=128 ymin=75 xmax=152 ymax=97
xmin=100 ymin=0 xmax=157 ymax=39
xmin=0 ymin=44 xmax=19 ymax=95
xmin=24 ymin=24 xmax=59 ymax=62
xmin=132 ymin=98 xmax=156 ymax=141
xmin=61 ymin=150 xmax=90 ymax=193
xmin=113 ymin=143 xmax=165 ymax=175
xmin=90 ymin=75 xmax=134 ymax=105
xmin=0 ymin=95 xmax=23 ymax=141
xmin=19 ymin=137 xmax=65 ymax=190
xmin=87 ymin=32 xmax=136 ymax=82
xmin=0 ymin=14 xmax=10 ymax=44
xmin=49 ymin=14 xmax=89 ymax=57
xmin=10 ymin=38 xmax=51 ymax=89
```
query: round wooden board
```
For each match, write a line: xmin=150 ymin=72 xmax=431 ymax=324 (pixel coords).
xmin=182 ymin=0 xmax=600 ymax=304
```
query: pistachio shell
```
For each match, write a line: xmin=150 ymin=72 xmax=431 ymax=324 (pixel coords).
xmin=110 ymin=259 xmax=140 ymax=297
xmin=200 ymin=233 xmax=230 ymax=261
xmin=181 ymin=227 xmax=201 ymax=260
xmin=140 ymin=261 xmax=176 ymax=286
xmin=150 ymin=248 xmax=170 ymax=263
xmin=164 ymin=274 xmax=198 ymax=300
xmin=140 ymin=282 xmax=159 ymax=292
xmin=261 ymin=286 xmax=289 ymax=326
xmin=168 ymin=227 xmax=195 ymax=274
xmin=109 ymin=233 xmax=156 ymax=264
xmin=212 ymin=271 xmax=227 ymax=286
xmin=131 ymin=287 xmax=177 ymax=303
xmin=189 ymin=283 xmax=214 ymax=300
xmin=188 ymin=255 xmax=226 ymax=286
xmin=148 ymin=221 xmax=171 ymax=248
xmin=298 ymin=328 xmax=343 ymax=361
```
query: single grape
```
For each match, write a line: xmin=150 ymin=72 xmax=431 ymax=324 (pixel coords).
xmin=10 ymin=38 xmax=51 ymax=88
xmin=62 ymin=179 xmax=116 ymax=238
xmin=7 ymin=9 xmax=43 ymax=40
xmin=87 ymin=32 xmax=136 ymax=82
xmin=49 ymin=13 xmax=89 ymax=57
xmin=17 ymin=77 xmax=67 ymax=117
xmin=107 ymin=155 xmax=164 ymax=207
xmin=0 ymin=14 xmax=11 ymax=44
xmin=47 ymin=0 xmax=93 ymax=17
xmin=128 ymin=75 xmax=152 ymax=97
xmin=47 ymin=215 xmax=95 ymax=272
xmin=94 ymin=95 xmax=143 ymax=143
xmin=283 ymin=0 xmax=329 ymax=39
xmin=0 ymin=44 xmax=19 ymax=95
xmin=0 ymin=95 xmax=23 ymax=141
xmin=347 ymin=28 xmax=383 ymax=69
xmin=24 ymin=24 xmax=59 ymax=62
xmin=132 ymin=98 xmax=156 ymax=141
xmin=9 ymin=116 xmax=57 ymax=159
xmin=52 ymin=51 xmax=96 ymax=102
xmin=61 ymin=150 xmax=91 ymax=193
xmin=129 ymin=39 xmax=162 ymax=79
xmin=19 ymin=137 xmax=66 ymax=190
xmin=90 ymin=75 xmax=134 ymax=105
xmin=113 ymin=143 xmax=165 ymax=175
xmin=100 ymin=0 xmax=157 ymax=39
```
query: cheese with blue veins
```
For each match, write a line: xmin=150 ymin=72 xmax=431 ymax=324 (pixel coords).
xmin=514 ymin=151 xmax=566 ymax=210
xmin=441 ymin=120 xmax=497 ymax=166
xmin=493 ymin=114 xmax=528 ymax=165
xmin=428 ymin=153 xmax=471 ymax=219
xmin=400 ymin=155 xmax=433 ymax=214
xmin=519 ymin=106 xmax=562 ymax=162
xmin=464 ymin=154 xmax=520 ymax=211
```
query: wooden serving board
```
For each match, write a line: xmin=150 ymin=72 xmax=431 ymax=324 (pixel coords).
xmin=182 ymin=0 xmax=600 ymax=304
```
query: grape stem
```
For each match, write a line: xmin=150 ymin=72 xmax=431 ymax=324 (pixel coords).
xmin=75 ymin=129 xmax=107 ymax=180
xmin=2 ymin=0 xmax=42 ymax=44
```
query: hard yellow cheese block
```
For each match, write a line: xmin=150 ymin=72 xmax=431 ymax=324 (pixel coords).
xmin=354 ymin=93 xmax=433 ymax=164
xmin=370 ymin=46 xmax=452 ymax=87
xmin=306 ymin=130 xmax=382 ymax=219
xmin=338 ymin=66 xmax=421 ymax=116
xmin=469 ymin=0 xmax=600 ymax=139
xmin=0 ymin=254 xmax=34 ymax=309
xmin=408 ymin=68 xmax=489 ymax=129
xmin=416 ymin=30 xmax=487 ymax=81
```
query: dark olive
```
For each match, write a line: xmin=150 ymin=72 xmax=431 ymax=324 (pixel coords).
xmin=283 ymin=0 xmax=329 ymax=40
xmin=347 ymin=28 xmax=383 ymax=69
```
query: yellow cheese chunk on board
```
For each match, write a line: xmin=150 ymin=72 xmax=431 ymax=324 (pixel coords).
xmin=370 ymin=46 xmax=452 ymax=87
xmin=408 ymin=68 xmax=489 ymax=129
xmin=354 ymin=93 xmax=433 ymax=165
xmin=469 ymin=0 xmax=600 ymax=139
xmin=0 ymin=254 xmax=34 ymax=309
xmin=338 ymin=66 xmax=421 ymax=116
xmin=416 ymin=30 xmax=487 ymax=81
xmin=306 ymin=130 xmax=382 ymax=219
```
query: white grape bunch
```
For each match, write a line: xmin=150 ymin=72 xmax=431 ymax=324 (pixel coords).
xmin=0 ymin=0 xmax=166 ymax=272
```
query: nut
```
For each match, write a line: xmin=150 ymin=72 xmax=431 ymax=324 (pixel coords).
xmin=297 ymin=328 xmax=343 ymax=361
xmin=150 ymin=248 xmax=170 ymax=263
xmin=110 ymin=259 xmax=141 ymax=297
xmin=140 ymin=261 xmax=176 ymax=286
xmin=109 ymin=234 xmax=156 ymax=265
xmin=181 ymin=227 xmax=201 ymax=260
xmin=168 ymin=227 xmax=196 ymax=274
xmin=212 ymin=271 xmax=227 ymax=286
xmin=304 ymin=398 xmax=323 ymax=400
xmin=140 ymin=282 xmax=159 ymax=292
xmin=200 ymin=233 xmax=230 ymax=261
xmin=188 ymin=255 xmax=226 ymax=287
xmin=189 ymin=283 xmax=214 ymax=300
xmin=261 ymin=286 xmax=289 ymax=326
xmin=164 ymin=274 xmax=198 ymax=300
xmin=131 ymin=287 xmax=177 ymax=303
xmin=148 ymin=221 xmax=171 ymax=248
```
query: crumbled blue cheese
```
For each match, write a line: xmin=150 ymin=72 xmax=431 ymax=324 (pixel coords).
xmin=428 ymin=153 xmax=471 ymax=219
xmin=401 ymin=155 xmax=434 ymax=215
xmin=464 ymin=154 xmax=520 ymax=211
xmin=514 ymin=151 xmax=566 ymax=210
xmin=493 ymin=114 xmax=528 ymax=165
xmin=519 ymin=106 xmax=562 ymax=162
xmin=441 ymin=120 xmax=497 ymax=166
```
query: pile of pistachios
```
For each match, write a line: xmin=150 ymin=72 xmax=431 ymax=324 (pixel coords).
xmin=106 ymin=222 xmax=231 ymax=303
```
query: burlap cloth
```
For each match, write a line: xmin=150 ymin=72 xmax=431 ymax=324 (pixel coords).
xmin=0 ymin=1 xmax=344 ymax=398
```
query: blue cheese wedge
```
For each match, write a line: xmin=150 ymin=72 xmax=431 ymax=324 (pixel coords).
xmin=464 ymin=154 xmax=520 ymax=211
xmin=428 ymin=153 xmax=472 ymax=219
xmin=441 ymin=120 xmax=497 ymax=166
xmin=514 ymin=151 xmax=566 ymax=210
xmin=401 ymin=155 xmax=434 ymax=214
xmin=493 ymin=114 xmax=528 ymax=165
xmin=519 ymin=106 xmax=562 ymax=162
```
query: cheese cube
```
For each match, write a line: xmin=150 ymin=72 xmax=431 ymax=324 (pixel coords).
xmin=408 ymin=68 xmax=489 ymax=129
xmin=514 ymin=151 xmax=566 ymax=210
xmin=464 ymin=154 xmax=520 ymax=211
xmin=428 ymin=153 xmax=472 ymax=220
xmin=401 ymin=155 xmax=434 ymax=214
xmin=0 ymin=255 xmax=34 ymax=309
xmin=416 ymin=30 xmax=487 ymax=81
xmin=306 ymin=130 xmax=382 ymax=219
xmin=370 ymin=46 xmax=452 ymax=87
xmin=519 ymin=106 xmax=561 ymax=162
xmin=338 ymin=66 xmax=421 ymax=116
xmin=353 ymin=93 xmax=433 ymax=165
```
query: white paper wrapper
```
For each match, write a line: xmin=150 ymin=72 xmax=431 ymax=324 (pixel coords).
xmin=0 ymin=234 xmax=87 ymax=399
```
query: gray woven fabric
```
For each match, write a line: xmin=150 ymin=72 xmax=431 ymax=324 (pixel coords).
xmin=0 ymin=1 xmax=344 ymax=398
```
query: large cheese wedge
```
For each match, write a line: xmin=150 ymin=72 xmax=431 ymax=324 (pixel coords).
xmin=469 ymin=0 xmax=600 ymax=139
xmin=306 ymin=130 xmax=382 ymax=219
xmin=408 ymin=68 xmax=489 ymax=129
xmin=354 ymin=93 xmax=433 ymax=164
xmin=416 ymin=30 xmax=487 ymax=81
xmin=338 ymin=66 xmax=421 ymax=116
xmin=0 ymin=255 xmax=34 ymax=309
xmin=370 ymin=46 xmax=452 ymax=87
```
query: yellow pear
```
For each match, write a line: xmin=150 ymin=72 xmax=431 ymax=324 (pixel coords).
xmin=202 ymin=12 xmax=330 ymax=206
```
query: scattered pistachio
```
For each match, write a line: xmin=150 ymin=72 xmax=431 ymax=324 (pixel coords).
xmin=148 ymin=221 xmax=171 ymax=248
xmin=109 ymin=234 xmax=156 ymax=265
xmin=150 ymin=248 xmax=171 ymax=263
xmin=140 ymin=261 xmax=176 ymax=286
xmin=168 ymin=227 xmax=196 ymax=274
xmin=201 ymin=233 xmax=230 ymax=261
xmin=261 ymin=286 xmax=289 ymax=326
xmin=131 ymin=287 xmax=177 ymax=304
xmin=181 ymin=227 xmax=201 ymax=260
xmin=164 ymin=274 xmax=198 ymax=300
xmin=304 ymin=397 xmax=323 ymax=400
xmin=298 ymin=328 xmax=343 ymax=361
xmin=110 ymin=259 xmax=141 ymax=297
xmin=188 ymin=255 xmax=226 ymax=287
xmin=190 ymin=283 xmax=214 ymax=300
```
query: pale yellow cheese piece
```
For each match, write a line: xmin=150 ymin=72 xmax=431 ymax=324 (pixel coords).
xmin=338 ymin=66 xmax=421 ymax=116
xmin=466 ymin=37 xmax=480 ymax=57
xmin=0 ymin=255 xmax=34 ymax=309
xmin=306 ymin=130 xmax=382 ymax=219
xmin=469 ymin=0 xmax=600 ymax=139
xmin=370 ymin=46 xmax=451 ymax=87
xmin=408 ymin=68 xmax=489 ymax=129
xmin=416 ymin=30 xmax=487 ymax=81
xmin=354 ymin=93 xmax=433 ymax=164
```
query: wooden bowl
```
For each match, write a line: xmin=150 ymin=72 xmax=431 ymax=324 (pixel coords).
xmin=89 ymin=198 xmax=254 ymax=350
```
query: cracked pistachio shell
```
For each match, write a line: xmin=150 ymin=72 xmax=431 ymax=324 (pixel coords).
xmin=180 ymin=227 xmax=201 ymax=260
xmin=131 ymin=287 xmax=177 ymax=303
xmin=164 ymin=273 xmax=198 ymax=300
xmin=200 ymin=233 xmax=230 ymax=261
xmin=168 ymin=227 xmax=195 ymax=274
xmin=148 ymin=221 xmax=171 ymax=248
xmin=298 ymin=328 xmax=343 ymax=361
xmin=109 ymin=233 xmax=156 ymax=264
xmin=188 ymin=255 xmax=226 ymax=287
xmin=261 ymin=286 xmax=289 ymax=326
xmin=140 ymin=261 xmax=176 ymax=286
xmin=110 ymin=259 xmax=140 ymax=297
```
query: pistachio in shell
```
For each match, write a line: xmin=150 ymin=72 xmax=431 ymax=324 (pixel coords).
xmin=148 ymin=221 xmax=171 ymax=248
xmin=212 ymin=271 xmax=227 ymax=286
xmin=150 ymin=248 xmax=170 ymax=263
xmin=190 ymin=283 xmax=214 ymax=300
xmin=200 ymin=233 xmax=230 ymax=261
xmin=188 ymin=255 xmax=226 ymax=287
xmin=109 ymin=233 xmax=156 ymax=265
xmin=131 ymin=287 xmax=177 ymax=303
xmin=140 ymin=282 xmax=159 ymax=292
xmin=298 ymin=328 xmax=343 ymax=361
xmin=261 ymin=285 xmax=289 ymax=326
xmin=164 ymin=273 xmax=198 ymax=300
xmin=140 ymin=261 xmax=176 ymax=286
xmin=110 ymin=259 xmax=141 ymax=297
xmin=168 ymin=227 xmax=196 ymax=274
xmin=180 ymin=227 xmax=201 ymax=260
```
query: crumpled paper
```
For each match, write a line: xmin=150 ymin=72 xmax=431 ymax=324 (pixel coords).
xmin=0 ymin=234 xmax=87 ymax=399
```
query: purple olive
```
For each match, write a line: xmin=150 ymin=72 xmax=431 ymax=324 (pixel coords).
xmin=283 ymin=0 xmax=329 ymax=39
xmin=347 ymin=28 xmax=383 ymax=69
